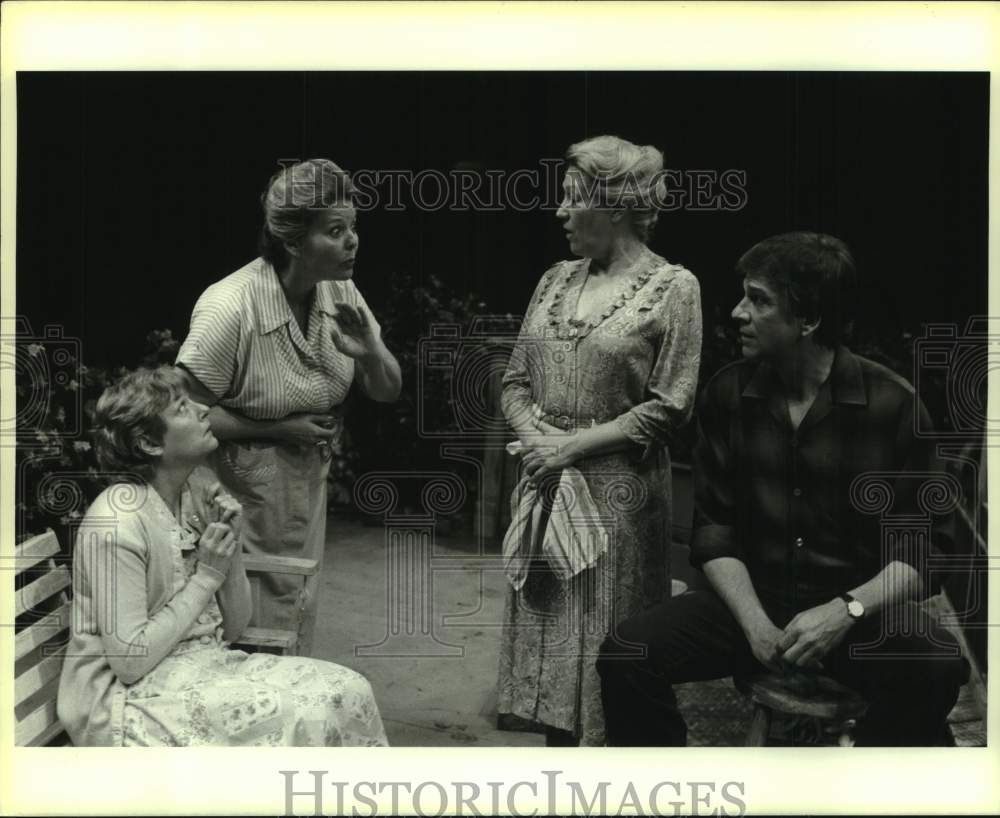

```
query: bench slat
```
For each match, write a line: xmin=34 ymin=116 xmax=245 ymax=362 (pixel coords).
xmin=11 ymin=524 xmax=312 ymax=744
xmin=15 ymin=565 xmax=71 ymax=619
xmin=13 ymin=530 xmax=70 ymax=747
xmin=235 ymin=626 xmax=297 ymax=650
xmin=16 ymin=647 xmax=66 ymax=708
xmin=27 ymin=719 xmax=69 ymax=748
xmin=13 ymin=531 xmax=60 ymax=576
xmin=15 ymin=601 xmax=71 ymax=661
xmin=16 ymin=681 xmax=61 ymax=746
xmin=243 ymin=555 xmax=319 ymax=576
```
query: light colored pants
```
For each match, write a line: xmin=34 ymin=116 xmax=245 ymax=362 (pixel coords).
xmin=212 ymin=439 xmax=330 ymax=656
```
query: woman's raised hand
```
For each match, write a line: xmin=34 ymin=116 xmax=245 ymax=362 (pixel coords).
xmin=330 ymin=302 xmax=380 ymax=360
xmin=197 ymin=521 xmax=238 ymax=577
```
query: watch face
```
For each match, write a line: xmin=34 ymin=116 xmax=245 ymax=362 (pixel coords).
xmin=847 ymin=599 xmax=865 ymax=618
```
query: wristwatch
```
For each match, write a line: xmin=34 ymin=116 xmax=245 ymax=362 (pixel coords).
xmin=840 ymin=593 xmax=865 ymax=621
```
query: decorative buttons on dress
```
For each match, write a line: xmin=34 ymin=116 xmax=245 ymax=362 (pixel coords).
xmin=795 ymin=537 xmax=804 ymax=548
xmin=793 ymin=487 xmax=802 ymax=497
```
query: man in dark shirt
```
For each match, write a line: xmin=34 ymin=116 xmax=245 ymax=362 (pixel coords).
xmin=597 ymin=232 xmax=968 ymax=746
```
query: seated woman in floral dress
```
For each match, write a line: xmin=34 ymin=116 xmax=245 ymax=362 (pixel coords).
xmin=57 ymin=366 xmax=388 ymax=747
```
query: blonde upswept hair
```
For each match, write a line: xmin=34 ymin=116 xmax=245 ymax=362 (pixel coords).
xmin=258 ymin=158 xmax=356 ymax=269
xmin=566 ymin=135 xmax=667 ymax=243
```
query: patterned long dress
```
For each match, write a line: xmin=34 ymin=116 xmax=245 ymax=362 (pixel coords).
xmin=58 ymin=480 xmax=388 ymax=747
xmin=496 ymin=249 xmax=702 ymax=745
xmin=121 ymin=505 xmax=389 ymax=747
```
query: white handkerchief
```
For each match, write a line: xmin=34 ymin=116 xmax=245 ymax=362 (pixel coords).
xmin=502 ymin=466 xmax=609 ymax=589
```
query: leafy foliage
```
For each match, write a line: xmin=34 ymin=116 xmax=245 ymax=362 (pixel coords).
xmin=15 ymin=296 xmax=968 ymax=544
xmin=338 ymin=271 xmax=492 ymax=510
xmin=15 ymin=329 xmax=180 ymax=544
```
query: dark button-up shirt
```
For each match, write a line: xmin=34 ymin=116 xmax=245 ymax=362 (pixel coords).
xmin=690 ymin=346 xmax=951 ymax=619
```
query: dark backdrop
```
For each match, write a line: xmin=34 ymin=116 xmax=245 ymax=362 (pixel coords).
xmin=13 ymin=69 xmax=989 ymax=667
xmin=16 ymin=71 xmax=987 ymax=365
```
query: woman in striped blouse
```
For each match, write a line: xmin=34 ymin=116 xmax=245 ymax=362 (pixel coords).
xmin=176 ymin=159 xmax=401 ymax=656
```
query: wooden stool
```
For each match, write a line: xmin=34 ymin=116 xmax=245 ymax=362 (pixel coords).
xmin=734 ymin=673 xmax=868 ymax=747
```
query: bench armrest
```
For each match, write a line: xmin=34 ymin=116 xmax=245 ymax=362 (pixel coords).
xmin=242 ymin=555 xmax=319 ymax=576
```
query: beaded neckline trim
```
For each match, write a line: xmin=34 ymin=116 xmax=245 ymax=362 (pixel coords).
xmin=540 ymin=254 xmax=669 ymax=341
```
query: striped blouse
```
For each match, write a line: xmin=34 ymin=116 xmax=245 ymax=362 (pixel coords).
xmin=176 ymin=257 xmax=378 ymax=419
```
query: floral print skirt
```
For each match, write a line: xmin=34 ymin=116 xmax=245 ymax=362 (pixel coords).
xmin=122 ymin=644 xmax=388 ymax=747
xmin=496 ymin=449 xmax=672 ymax=746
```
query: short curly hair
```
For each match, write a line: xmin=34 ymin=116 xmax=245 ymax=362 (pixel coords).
xmin=735 ymin=231 xmax=859 ymax=349
xmin=565 ymin=135 xmax=667 ymax=243
xmin=91 ymin=366 xmax=187 ymax=483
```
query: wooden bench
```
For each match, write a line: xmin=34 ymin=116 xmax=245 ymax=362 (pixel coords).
xmin=14 ymin=530 xmax=72 ymax=747
xmin=12 ymin=528 xmax=317 ymax=746
xmin=237 ymin=554 xmax=320 ymax=655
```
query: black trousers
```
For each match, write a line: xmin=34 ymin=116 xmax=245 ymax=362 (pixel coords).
xmin=596 ymin=590 xmax=969 ymax=746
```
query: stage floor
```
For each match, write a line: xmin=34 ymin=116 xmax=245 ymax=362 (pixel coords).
xmin=316 ymin=518 xmax=984 ymax=747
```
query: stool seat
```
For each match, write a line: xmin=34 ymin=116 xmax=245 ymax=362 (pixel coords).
xmin=735 ymin=673 xmax=868 ymax=720
xmin=734 ymin=673 xmax=868 ymax=746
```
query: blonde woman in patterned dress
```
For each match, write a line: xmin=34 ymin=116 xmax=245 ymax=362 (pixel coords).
xmin=176 ymin=159 xmax=401 ymax=656
xmin=496 ymin=135 xmax=703 ymax=746
xmin=57 ymin=367 xmax=388 ymax=746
